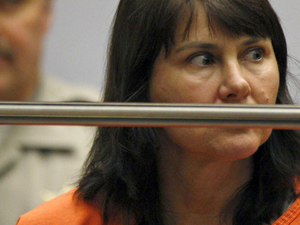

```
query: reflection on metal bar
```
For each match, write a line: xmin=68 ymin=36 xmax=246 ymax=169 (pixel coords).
xmin=0 ymin=102 xmax=300 ymax=129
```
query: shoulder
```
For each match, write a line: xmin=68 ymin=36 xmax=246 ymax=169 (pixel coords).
xmin=16 ymin=189 xmax=103 ymax=225
xmin=273 ymin=196 xmax=300 ymax=225
xmin=35 ymin=75 xmax=101 ymax=102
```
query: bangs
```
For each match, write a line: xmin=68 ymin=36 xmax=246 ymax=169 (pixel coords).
xmin=181 ymin=0 xmax=274 ymax=41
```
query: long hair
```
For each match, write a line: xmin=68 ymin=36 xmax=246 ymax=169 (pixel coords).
xmin=77 ymin=0 xmax=300 ymax=224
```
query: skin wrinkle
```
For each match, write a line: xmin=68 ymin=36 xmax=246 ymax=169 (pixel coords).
xmin=149 ymin=3 xmax=279 ymax=225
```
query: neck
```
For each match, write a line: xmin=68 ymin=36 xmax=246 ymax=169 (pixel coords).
xmin=157 ymin=139 xmax=253 ymax=225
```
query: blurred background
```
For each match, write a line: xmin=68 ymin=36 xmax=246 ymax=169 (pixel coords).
xmin=42 ymin=0 xmax=300 ymax=95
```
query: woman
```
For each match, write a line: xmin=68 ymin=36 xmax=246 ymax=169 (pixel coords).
xmin=16 ymin=0 xmax=300 ymax=224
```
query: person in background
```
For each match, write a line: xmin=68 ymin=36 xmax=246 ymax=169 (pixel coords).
xmin=0 ymin=0 xmax=99 ymax=224
xmin=16 ymin=0 xmax=300 ymax=224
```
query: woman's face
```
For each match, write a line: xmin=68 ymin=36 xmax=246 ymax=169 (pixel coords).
xmin=149 ymin=5 xmax=280 ymax=161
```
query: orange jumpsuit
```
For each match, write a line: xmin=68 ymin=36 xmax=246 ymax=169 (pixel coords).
xmin=16 ymin=189 xmax=300 ymax=225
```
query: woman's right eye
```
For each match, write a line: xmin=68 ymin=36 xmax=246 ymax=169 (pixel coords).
xmin=189 ymin=53 xmax=215 ymax=67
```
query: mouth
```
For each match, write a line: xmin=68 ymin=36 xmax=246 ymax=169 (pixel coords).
xmin=0 ymin=49 xmax=14 ymax=63
xmin=0 ymin=42 xmax=14 ymax=63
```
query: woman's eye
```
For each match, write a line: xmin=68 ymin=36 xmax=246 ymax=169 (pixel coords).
xmin=244 ymin=48 xmax=264 ymax=62
xmin=189 ymin=54 xmax=215 ymax=67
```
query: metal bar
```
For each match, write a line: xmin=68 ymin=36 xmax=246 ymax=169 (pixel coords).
xmin=0 ymin=102 xmax=300 ymax=129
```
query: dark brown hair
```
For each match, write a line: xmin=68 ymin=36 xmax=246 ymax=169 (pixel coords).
xmin=77 ymin=0 xmax=300 ymax=224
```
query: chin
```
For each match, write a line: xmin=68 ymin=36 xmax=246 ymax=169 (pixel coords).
xmin=163 ymin=127 xmax=273 ymax=162
xmin=214 ymin=128 xmax=272 ymax=161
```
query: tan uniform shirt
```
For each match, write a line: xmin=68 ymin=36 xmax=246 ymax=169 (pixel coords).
xmin=0 ymin=76 xmax=99 ymax=225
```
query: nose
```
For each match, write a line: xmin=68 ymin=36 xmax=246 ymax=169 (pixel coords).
xmin=218 ymin=61 xmax=251 ymax=103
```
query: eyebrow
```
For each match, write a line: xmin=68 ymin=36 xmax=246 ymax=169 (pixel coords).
xmin=175 ymin=37 xmax=265 ymax=53
xmin=241 ymin=37 xmax=265 ymax=46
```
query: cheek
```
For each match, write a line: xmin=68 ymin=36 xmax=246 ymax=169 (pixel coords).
xmin=262 ymin=84 xmax=279 ymax=104
xmin=149 ymin=71 xmax=172 ymax=102
xmin=150 ymin=75 xmax=192 ymax=103
xmin=150 ymin=69 xmax=218 ymax=104
xmin=264 ymin=70 xmax=279 ymax=104
xmin=11 ymin=26 xmax=45 ymax=73
xmin=7 ymin=11 xmax=48 ymax=56
xmin=252 ymin=64 xmax=280 ymax=104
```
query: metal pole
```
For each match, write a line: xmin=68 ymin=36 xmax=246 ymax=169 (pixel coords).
xmin=0 ymin=102 xmax=300 ymax=129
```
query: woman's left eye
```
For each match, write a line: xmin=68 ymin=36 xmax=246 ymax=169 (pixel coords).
xmin=243 ymin=48 xmax=264 ymax=62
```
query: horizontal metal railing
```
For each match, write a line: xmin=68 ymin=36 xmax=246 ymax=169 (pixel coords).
xmin=0 ymin=102 xmax=299 ymax=129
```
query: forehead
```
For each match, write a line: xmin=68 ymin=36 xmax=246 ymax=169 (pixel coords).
xmin=174 ymin=4 xmax=227 ymax=45
xmin=174 ymin=1 xmax=270 ymax=47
